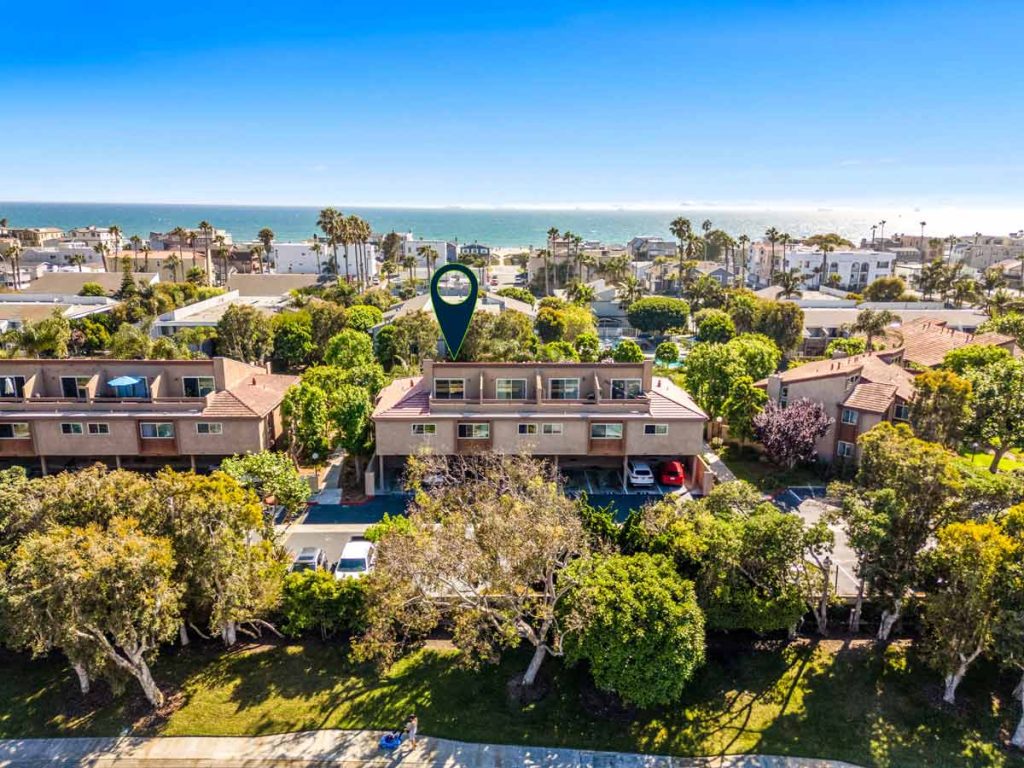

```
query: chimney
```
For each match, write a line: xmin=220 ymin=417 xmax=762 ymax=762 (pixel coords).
xmin=252 ymin=376 xmax=257 ymax=386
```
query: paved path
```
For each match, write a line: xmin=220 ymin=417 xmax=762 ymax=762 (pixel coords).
xmin=0 ymin=730 xmax=864 ymax=768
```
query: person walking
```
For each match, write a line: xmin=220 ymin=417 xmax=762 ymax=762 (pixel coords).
xmin=405 ymin=714 xmax=418 ymax=747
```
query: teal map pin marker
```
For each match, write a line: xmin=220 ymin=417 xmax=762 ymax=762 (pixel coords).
xmin=430 ymin=263 xmax=478 ymax=360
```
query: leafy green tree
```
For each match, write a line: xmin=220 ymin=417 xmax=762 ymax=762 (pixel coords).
xmin=727 ymin=333 xmax=782 ymax=381
xmin=626 ymin=297 xmax=691 ymax=334
xmin=980 ymin=312 xmax=1024 ymax=347
xmin=694 ymin=308 xmax=735 ymax=343
xmin=69 ymin=317 xmax=112 ymax=355
xmin=373 ymin=325 xmax=401 ymax=370
xmin=18 ymin=310 xmax=71 ymax=358
xmin=3 ymin=517 xmax=182 ymax=707
xmin=562 ymin=553 xmax=705 ymax=707
xmin=943 ymin=344 xmax=1013 ymax=376
xmin=216 ymin=304 xmax=272 ymax=364
xmin=655 ymin=341 xmax=679 ymax=364
xmin=495 ymin=286 xmax=536 ymax=306
xmin=863 ymin=276 xmax=907 ymax=302
xmin=221 ymin=451 xmax=310 ymax=520
xmin=272 ymin=311 xmax=314 ymax=369
xmin=574 ymin=332 xmax=601 ymax=363
xmin=324 ymin=328 xmax=374 ymax=368
xmin=535 ymin=306 xmax=568 ymax=343
xmin=280 ymin=570 xmax=365 ymax=639
xmin=752 ymin=299 xmax=804 ymax=352
xmin=964 ymin=357 xmax=1024 ymax=472
xmin=282 ymin=382 xmax=332 ymax=460
xmin=993 ymin=506 xmax=1024 ymax=748
xmin=365 ymin=512 xmax=413 ymax=542
xmin=824 ymin=337 xmax=867 ymax=357
xmin=537 ymin=341 xmax=580 ymax=361
xmin=611 ymin=338 xmax=644 ymax=362
xmin=356 ymin=288 xmax=395 ymax=312
xmin=346 ymin=304 xmax=383 ymax=333
xmin=462 ymin=310 xmax=536 ymax=361
xmin=722 ymin=375 xmax=767 ymax=444
xmin=307 ymin=300 xmax=349 ymax=360
xmin=108 ymin=323 xmax=152 ymax=359
xmin=78 ymin=282 xmax=107 ymax=297
xmin=390 ymin=310 xmax=441 ymax=365
xmin=684 ymin=342 xmax=744 ymax=418
xmin=922 ymin=519 xmax=1014 ymax=703
xmin=909 ymin=369 xmax=972 ymax=448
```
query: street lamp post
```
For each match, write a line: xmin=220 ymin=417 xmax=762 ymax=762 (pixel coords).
xmin=312 ymin=452 xmax=320 ymax=488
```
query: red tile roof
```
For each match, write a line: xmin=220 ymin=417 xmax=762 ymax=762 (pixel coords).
xmin=203 ymin=373 xmax=297 ymax=418
xmin=842 ymin=382 xmax=898 ymax=413
xmin=891 ymin=317 xmax=1018 ymax=367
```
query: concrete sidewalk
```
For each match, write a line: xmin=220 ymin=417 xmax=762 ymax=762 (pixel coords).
xmin=0 ymin=730 xmax=864 ymax=768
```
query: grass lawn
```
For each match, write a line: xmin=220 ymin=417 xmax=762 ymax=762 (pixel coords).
xmin=1 ymin=638 xmax=1021 ymax=768
xmin=716 ymin=445 xmax=824 ymax=491
xmin=960 ymin=450 xmax=1024 ymax=473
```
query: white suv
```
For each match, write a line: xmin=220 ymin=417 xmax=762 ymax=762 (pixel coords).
xmin=333 ymin=539 xmax=376 ymax=580
xmin=627 ymin=461 xmax=655 ymax=487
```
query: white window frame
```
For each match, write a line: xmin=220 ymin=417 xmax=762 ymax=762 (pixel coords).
xmin=837 ymin=440 xmax=855 ymax=459
xmin=644 ymin=424 xmax=669 ymax=435
xmin=0 ymin=423 xmax=29 ymax=439
xmin=183 ymin=376 xmax=216 ymax=398
xmin=87 ymin=422 xmax=110 ymax=435
xmin=518 ymin=423 xmax=538 ymax=435
xmin=457 ymin=422 xmax=490 ymax=439
xmin=411 ymin=423 xmax=437 ymax=435
xmin=61 ymin=375 xmax=91 ymax=399
xmin=433 ymin=378 xmax=466 ymax=400
xmin=196 ymin=422 xmax=223 ymax=435
xmin=496 ymin=378 xmax=527 ymax=400
xmin=548 ymin=377 xmax=580 ymax=400
xmin=542 ymin=423 xmax=563 ymax=435
xmin=610 ymin=378 xmax=643 ymax=400
xmin=140 ymin=422 xmax=175 ymax=439
xmin=60 ymin=422 xmax=85 ymax=435
xmin=841 ymin=409 xmax=858 ymax=425
xmin=590 ymin=423 xmax=623 ymax=440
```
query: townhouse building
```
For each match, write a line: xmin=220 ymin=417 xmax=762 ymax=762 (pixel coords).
xmin=370 ymin=360 xmax=708 ymax=495
xmin=761 ymin=352 xmax=916 ymax=463
xmin=0 ymin=357 xmax=296 ymax=475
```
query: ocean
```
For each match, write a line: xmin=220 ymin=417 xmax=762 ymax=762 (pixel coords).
xmin=0 ymin=201 xmax=1019 ymax=248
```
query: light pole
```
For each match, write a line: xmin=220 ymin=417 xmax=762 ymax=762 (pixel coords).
xmin=311 ymin=452 xmax=320 ymax=488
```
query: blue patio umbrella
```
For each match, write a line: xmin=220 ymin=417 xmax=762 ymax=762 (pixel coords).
xmin=107 ymin=376 xmax=142 ymax=387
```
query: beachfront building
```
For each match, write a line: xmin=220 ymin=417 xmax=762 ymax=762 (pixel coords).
xmin=369 ymin=360 xmax=709 ymax=496
xmin=459 ymin=243 xmax=491 ymax=259
xmin=64 ymin=226 xmax=122 ymax=251
xmin=149 ymin=229 xmax=233 ymax=251
xmin=401 ymin=238 xmax=458 ymax=265
xmin=11 ymin=228 xmax=64 ymax=247
xmin=761 ymin=352 xmax=916 ymax=464
xmin=627 ymin=236 xmax=677 ymax=260
xmin=0 ymin=357 xmax=296 ymax=475
xmin=781 ymin=248 xmax=893 ymax=291
xmin=950 ymin=235 xmax=1024 ymax=271
xmin=17 ymin=242 xmax=106 ymax=271
xmin=271 ymin=241 xmax=379 ymax=279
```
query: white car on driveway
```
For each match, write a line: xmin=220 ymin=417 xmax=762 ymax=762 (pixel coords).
xmin=333 ymin=539 xmax=376 ymax=580
xmin=627 ymin=460 xmax=655 ymax=487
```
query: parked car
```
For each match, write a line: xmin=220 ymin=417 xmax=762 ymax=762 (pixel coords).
xmin=333 ymin=539 xmax=376 ymax=580
xmin=627 ymin=460 xmax=655 ymax=486
xmin=291 ymin=547 xmax=329 ymax=572
xmin=513 ymin=273 xmax=527 ymax=285
xmin=658 ymin=460 xmax=687 ymax=487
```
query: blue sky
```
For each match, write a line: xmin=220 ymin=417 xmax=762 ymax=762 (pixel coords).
xmin=2 ymin=0 xmax=1022 ymax=207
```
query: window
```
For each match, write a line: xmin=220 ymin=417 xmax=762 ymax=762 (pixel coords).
xmin=847 ymin=375 xmax=860 ymax=386
xmin=841 ymin=408 xmax=858 ymax=425
xmin=61 ymin=376 xmax=91 ymax=399
xmin=0 ymin=423 xmax=29 ymax=439
xmin=496 ymin=378 xmax=527 ymax=400
xmin=893 ymin=403 xmax=910 ymax=421
xmin=590 ymin=423 xmax=623 ymax=439
xmin=644 ymin=424 xmax=669 ymax=435
xmin=779 ymin=386 xmax=789 ymax=407
xmin=0 ymin=376 xmax=25 ymax=398
xmin=140 ymin=422 xmax=175 ymax=439
xmin=877 ymin=261 xmax=889 ymax=269
xmin=457 ymin=423 xmax=490 ymax=439
xmin=610 ymin=378 xmax=643 ymax=400
xmin=542 ymin=423 xmax=563 ymax=435
xmin=87 ymin=423 xmax=110 ymax=435
xmin=60 ymin=422 xmax=84 ymax=435
xmin=183 ymin=376 xmax=216 ymax=398
xmin=433 ymin=378 xmax=465 ymax=400
xmin=518 ymin=423 xmax=538 ymax=435
xmin=196 ymin=422 xmax=223 ymax=435
xmin=837 ymin=440 xmax=855 ymax=459
xmin=548 ymin=378 xmax=580 ymax=400
xmin=411 ymin=423 xmax=436 ymax=435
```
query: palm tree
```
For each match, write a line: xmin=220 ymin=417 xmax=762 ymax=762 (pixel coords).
xmin=545 ymin=228 xmax=560 ymax=296
xmin=109 ymin=225 xmax=122 ymax=265
xmin=599 ymin=254 xmax=630 ymax=285
xmin=852 ymin=308 xmax=899 ymax=352
xmin=169 ymin=226 xmax=188 ymax=278
xmin=141 ymin=243 xmax=152 ymax=274
xmin=780 ymin=233 xmax=792 ymax=272
xmin=981 ymin=267 xmax=1006 ymax=297
xmin=198 ymin=221 xmax=213 ymax=285
xmin=400 ymin=252 xmax=417 ymax=284
xmin=349 ymin=216 xmax=372 ymax=290
xmin=93 ymin=242 xmax=110 ymax=273
xmin=68 ymin=251 xmax=85 ymax=272
xmin=918 ymin=221 xmax=927 ymax=265
xmin=617 ymin=275 xmax=645 ymax=308
xmin=317 ymin=207 xmax=343 ymax=276
xmin=817 ymin=241 xmax=836 ymax=288
xmin=129 ymin=234 xmax=143 ymax=270
xmin=950 ymin=277 xmax=979 ymax=308
xmin=737 ymin=234 xmax=750 ymax=287
xmin=986 ymin=288 xmax=1014 ymax=317
xmin=566 ymin=281 xmax=596 ymax=306
xmin=418 ymin=245 xmax=439 ymax=285
xmin=310 ymin=241 xmax=323 ymax=275
xmin=249 ymin=245 xmax=264 ymax=276
xmin=2 ymin=243 xmax=22 ymax=289
xmin=214 ymin=237 xmax=229 ymax=284
xmin=701 ymin=219 xmax=713 ymax=238
xmin=257 ymin=227 xmax=274 ymax=274
xmin=775 ymin=268 xmax=804 ymax=299
xmin=571 ymin=233 xmax=584 ymax=283
xmin=164 ymin=251 xmax=182 ymax=282
xmin=669 ymin=217 xmax=692 ymax=298
xmin=764 ymin=227 xmax=780 ymax=282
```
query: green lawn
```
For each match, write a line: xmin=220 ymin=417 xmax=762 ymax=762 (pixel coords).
xmin=1 ymin=639 xmax=1021 ymax=768
xmin=960 ymin=450 xmax=1024 ymax=473
xmin=716 ymin=445 xmax=824 ymax=491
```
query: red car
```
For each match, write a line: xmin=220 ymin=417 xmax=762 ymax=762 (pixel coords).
xmin=658 ymin=460 xmax=687 ymax=487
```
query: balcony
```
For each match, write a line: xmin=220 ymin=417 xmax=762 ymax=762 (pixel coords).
xmin=588 ymin=437 xmax=625 ymax=456
xmin=0 ymin=438 xmax=35 ymax=457
xmin=139 ymin=437 xmax=180 ymax=456
xmin=456 ymin=436 xmax=493 ymax=453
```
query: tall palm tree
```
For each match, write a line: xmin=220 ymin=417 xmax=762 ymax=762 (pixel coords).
xmin=400 ymin=251 xmax=417 ymax=284
xmin=737 ymin=234 xmax=750 ymax=287
xmin=981 ymin=267 xmax=1006 ymax=297
xmin=780 ymin=232 xmax=792 ymax=272
xmin=701 ymin=219 xmax=713 ymax=238
xmin=198 ymin=221 xmax=214 ymax=285
xmin=141 ymin=243 xmax=152 ymax=274
xmin=169 ymin=226 xmax=188 ymax=279
xmin=108 ymin=225 xmax=122 ymax=265
xmin=418 ymin=245 xmax=439 ymax=285
xmin=2 ymin=243 xmax=22 ymax=289
xmin=68 ymin=251 xmax=85 ymax=272
xmin=250 ymin=244 xmax=265 ymax=275
xmin=669 ymin=217 xmax=692 ymax=298
xmin=129 ymin=234 xmax=143 ymax=270
xmin=775 ymin=268 xmax=804 ymax=299
xmin=545 ymin=227 xmax=560 ymax=296
xmin=257 ymin=227 xmax=274 ymax=274
xmin=571 ymin=233 xmax=584 ymax=283
xmin=566 ymin=281 xmax=596 ymax=306
xmin=317 ymin=207 xmax=343 ymax=276
xmin=817 ymin=241 xmax=836 ymax=288
xmin=310 ymin=241 xmax=323 ymax=275
xmin=986 ymin=288 xmax=1014 ymax=317
xmin=617 ymin=275 xmax=645 ymax=308
xmin=93 ymin=242 xmax=110 ymax=273
xmin=764 ymin=227 xmax=780 ymax=282
xmin=350 ymin=216 xmax=372 ymax=290
xmin=918 ymin=221 xmax=927 ymax=265
xmin=852 ymin=308 xmax=899 ymax=352
xmin=214 ymin=237 xmax=229 ymax=284
xmin=164 ymin=251 xmax=182 ymax=282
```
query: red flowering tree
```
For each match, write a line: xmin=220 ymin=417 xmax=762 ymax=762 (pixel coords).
xmin=753 ymin=398 xmax=833 ymax=469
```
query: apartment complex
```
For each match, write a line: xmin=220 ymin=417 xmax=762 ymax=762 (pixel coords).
xmin=0 ymin=357 xmax=296 ymax=474
xmin=889 ymin=317 xmax=1019 ymax=368
xmin=761 ymin=352 xmax=915 ymax=463
xmin=371 ymin=360 xmax=708 ymax=494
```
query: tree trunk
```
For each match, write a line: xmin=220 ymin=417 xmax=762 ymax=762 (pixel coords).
xmin=848 ymin=577 xmax=865 ymax=634
xmin=815 ymin=564 xmax=830 ymax=635
xmin=990 ymin=446 xmax=1009 ymax=474
xmin=133 ymin=657 xmax=164 ymax=708
xmin=221 ymin=621 xmax=237 ymax=647
xmin=944 ymin=667 xmax=967 ymax=704
xmin=521 ymin=644 xmax=547 ymax=688
xmin=179 ymin=623 xmax=190 ymax=646
xmin=877 ymin=599 xmax=902 ymax=641
xmin=72 ymin=662 xmax=90 ymax=695
xmin=1012 ymin=672 xmax=1024 ymax=749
